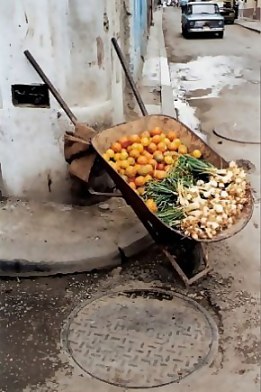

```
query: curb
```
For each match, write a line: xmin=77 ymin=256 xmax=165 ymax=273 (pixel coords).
xmin=159 ymin=11 xmax=176 ymax=118
xmin=235 ymin=21 xmax=261 ymax=33
xmin=0 ymin=223 xmax=153 ymax=277
xmin=0 ymin=199 xmax=154 ymax=277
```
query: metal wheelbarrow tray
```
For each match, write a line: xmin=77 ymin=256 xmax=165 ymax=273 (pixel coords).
xmin=92 ymin=114 xmax=254 ymax=286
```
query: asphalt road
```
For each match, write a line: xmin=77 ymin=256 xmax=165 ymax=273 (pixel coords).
xmin=163 ymin=7 xmax=261 ymax=392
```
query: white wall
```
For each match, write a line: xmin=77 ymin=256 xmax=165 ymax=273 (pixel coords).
xmin=0 ymin=0 xmax=124 ymax=202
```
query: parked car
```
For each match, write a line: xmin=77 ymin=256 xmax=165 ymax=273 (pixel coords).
xmin=210 ymin=0 xmax=235 ymax=22
xmin=181 ymin=2 xmax=225 ymax=38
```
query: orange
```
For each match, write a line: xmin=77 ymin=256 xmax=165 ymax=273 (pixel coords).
xmin=137 ymin=187 xmax=145 ymax=196
xmin=125 ymin=166 xmax=137 ymax=178
xmin=134 ymin=164 xmax=141 ymax=173
xmin=119 ymin=150 xmax=129 ymax=160
xmin=111 ymin=142 xmax=122 ymax=153
xmin=147 ymin=143 xmax=157 ymax=154
xmin=129 ymin=181 xmax=136 ymax=190
xmin=141 ymin=137 xmax=150 ymax=147
xmin=150 ymin=127 xmax=162 ymax=136
xmin=130 ymin=143 xmax=140 ymax=150
xmin=129 ymin=149 xmax=140 ymax=159
xmin=143 ymin=150 xmax=153 ymax=159
xmin=156 ymin=163 xmax=165 ymax=171
xmin=135 ymin=143 xmax=144 ymax=153
xmin=120 ymin=160 xmax=129 ymax=169
xmin=137 ymin=165 xmax=150 ymax=176
xmin=148 ymin=158 xmax=157 ymax=168
xmin=178 ymin=144 xmax=188 ymax=154
xmin=151 ymin=135 xmax=162 ymax=144
xmin=192 ymin=149 xmax=202 ymax=158
xmin=153 ymin=152 xmax=164 ymax=163
xmin=155 ymin=170 xmax=167 ymax=180
xmin=140 ymin=131 xmax=150 ymax=138
xmin=168 ymin=142 xmax=177 ymax=151
xmin=135 ymin=176 xmax=146 ymax=187
xmin=162 ymin=137 xmax=171 ymax=147
xmin=114 ymin=152 xmax=121 ymax=161
xmin=137 ymin=156 xmax=148 ymax=165
xmin=145 ymin=164 xmax=154 ymax=175
xmin=164 ymin=155 xmax=174 ymax=165
xmin=173 ymin=138 xmax=181 ymax=147
xmin=106 ymin=149 xmax=115 ymax=159
xmin=119 ymin=136 xmax=131 ymax=149
xmin=115 ymin=161 xmax=122 ymax=171
xmin=103 ymin=153 xmax=110 ymax=161
xmin=145 ymin=199 xmax=158 ymax=213
xmin=157 ymin=142 xmax=167 ymax=152
xmin=144 ymin=174 xmax=153 ymax=183
xmin=129 ymin=134 xmax=140 ymax=143
xmin=127 ymin=157 xmax=135 ymax=166
xmin=167 ymin=131 xmax=177 ymax=141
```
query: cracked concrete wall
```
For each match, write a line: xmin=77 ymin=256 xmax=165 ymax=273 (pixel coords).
xmin=0 ymin=0 xmax=124 ymax=202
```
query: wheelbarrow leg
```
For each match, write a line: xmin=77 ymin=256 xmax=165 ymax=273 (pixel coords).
xmin=162 ymin=243 xmax=211 ymax=287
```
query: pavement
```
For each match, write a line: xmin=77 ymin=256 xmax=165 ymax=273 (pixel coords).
xmin=0 ymin=199 xmax=153 ymax=276
xmin=235 ymin=18 xmax=261 ymax=33
xmin=0 ymin=7 xmax=260 ymax=392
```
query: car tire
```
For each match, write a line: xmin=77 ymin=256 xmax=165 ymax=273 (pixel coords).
xmin=218 ymin=31 xmax=224 ymax=38
xmin=182 ymin=27 xmax=189 ymax=38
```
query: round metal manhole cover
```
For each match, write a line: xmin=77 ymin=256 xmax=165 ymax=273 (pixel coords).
xmin=62 ymin=289 xmax=218 ymax=388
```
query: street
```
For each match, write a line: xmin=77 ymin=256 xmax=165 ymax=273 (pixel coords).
xmin=0 ymin=8 xmax=260 ymax=392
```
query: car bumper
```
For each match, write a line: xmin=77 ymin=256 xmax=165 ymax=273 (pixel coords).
xmin=188 ymin=27 xmax=224 ymax=33
xmin=223 ymin=15 xmax=235 ymax=22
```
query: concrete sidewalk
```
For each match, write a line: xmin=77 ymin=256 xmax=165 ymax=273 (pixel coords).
xmin=235 ymin=18 xmax=261 ymax=33
xmin=0 ymin=199 xmax=153 ymax=276
xmin=141 ymin=9 xmax=176 ymax=117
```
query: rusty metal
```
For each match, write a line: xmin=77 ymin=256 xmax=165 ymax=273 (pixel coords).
xmin=91 ymin=114 xmax=253 ymax=244
xmin=88 ymin=188 xmax=122 ymax=198
xmin=24 ymin=50 xmax=78 ymax=125
xmin=91 ymin=114 xmax=254 ymax=285
xmin=111 ymin=38 xmax=148 ymax=117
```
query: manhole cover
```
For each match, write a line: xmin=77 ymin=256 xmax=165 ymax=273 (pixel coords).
xmin=62 ymin=289 xmax=218 ymax=388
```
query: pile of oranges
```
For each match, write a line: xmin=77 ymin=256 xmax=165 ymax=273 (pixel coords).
xmin=103 ymin=127 xmax=202 ymax=198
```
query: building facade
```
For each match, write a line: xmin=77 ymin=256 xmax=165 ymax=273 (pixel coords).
xmin=0 ymin=0 xmax=150 ymax=202
xmin=244 ymin=0 xmax=260 ymax=19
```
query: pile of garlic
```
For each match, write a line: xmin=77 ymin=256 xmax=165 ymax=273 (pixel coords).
xmin=178 ymin=161 xmax=249 ymax=240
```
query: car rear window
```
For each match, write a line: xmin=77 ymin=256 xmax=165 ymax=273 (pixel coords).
xmin=190 ymin=4 xmax=218 ymax=13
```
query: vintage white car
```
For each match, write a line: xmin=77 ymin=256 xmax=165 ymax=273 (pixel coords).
xmin=182 ymin=2 xmax=225 ymax=38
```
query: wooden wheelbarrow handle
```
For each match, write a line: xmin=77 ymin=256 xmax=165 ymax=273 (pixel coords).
xmin=24 ymin=50 xmax=77 ymax=126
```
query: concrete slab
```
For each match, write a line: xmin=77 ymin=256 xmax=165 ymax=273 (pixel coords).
xmin=235 ymin=18 xmax=261 ymax=33
xmin=118 ymin=222 xmax=154 ymax=258
xmin=0 ymin=199 xmax=152 ymax=276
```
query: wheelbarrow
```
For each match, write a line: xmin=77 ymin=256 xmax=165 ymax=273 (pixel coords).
xmin=24 ymin=40 xmax=254 ymax=286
